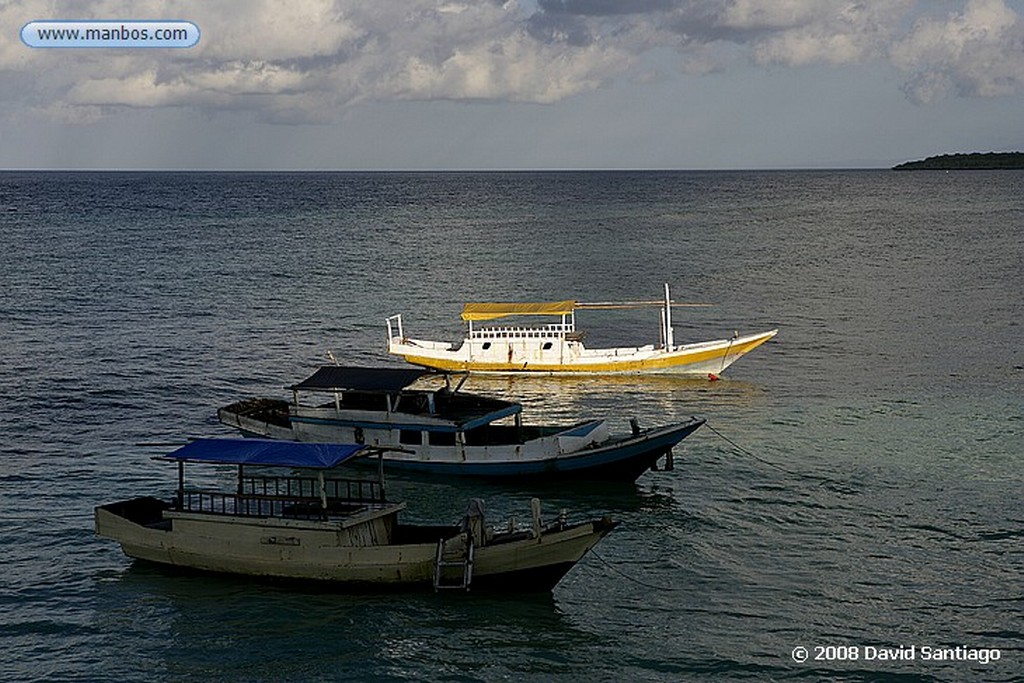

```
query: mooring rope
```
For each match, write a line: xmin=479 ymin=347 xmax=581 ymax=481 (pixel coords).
xmin=703 ymin=422 xmax=797 ymax=475
xmin=588 ymin=548 xmax=681 ymax=592
xmin=704 ymin=421 xmax=841 ymax=487
xmin=586 ymin=423 xmax=842 ymax=589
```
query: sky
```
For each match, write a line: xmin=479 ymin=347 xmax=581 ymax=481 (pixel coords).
xmin=3 ymin=0 xmax=1023 ymax=170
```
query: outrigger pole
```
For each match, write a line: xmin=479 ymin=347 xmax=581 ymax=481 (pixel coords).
xmin=575 ymin=280 xmax=712 ymax=311
xmin=577 ymin=284 xmax=712 ymax=352
xmin=575 ymin=301 xmax=712 ymax=308
xmin=453 ymin=284 xmax=712 ymax=354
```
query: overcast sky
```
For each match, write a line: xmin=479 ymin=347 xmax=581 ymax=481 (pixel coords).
xmin=4 ymin=0 xmax=1023 ymax=169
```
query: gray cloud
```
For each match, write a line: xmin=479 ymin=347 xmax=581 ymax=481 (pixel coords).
xmin=891 ymin=0 xmax=1024 ymax=103
xmin=537 ymin=0 xmax=680 ymax=17
xmin=529 ymin=0 xmax=1024 ymax=97
xmin=4 ymin=0 xmax=1023 ymax=127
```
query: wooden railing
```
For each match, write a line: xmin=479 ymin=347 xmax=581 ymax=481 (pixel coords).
xmin=469 ymin=323 xmax=572 ymax=339
xmin=176 ymin=475 xmax=386 ymax=521
xmin=240 ymin=475 xmax=383 ymax=502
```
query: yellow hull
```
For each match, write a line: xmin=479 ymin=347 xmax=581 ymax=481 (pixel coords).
xmin=398 ymin=329 xmax=777 ymax=375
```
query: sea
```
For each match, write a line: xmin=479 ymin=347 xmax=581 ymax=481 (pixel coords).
xmin=1 ymin=170 xmax=1021 ymax=682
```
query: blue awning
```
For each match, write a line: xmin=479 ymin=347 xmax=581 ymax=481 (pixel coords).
xmin=158 ymin=439 xmax=366 ymax=469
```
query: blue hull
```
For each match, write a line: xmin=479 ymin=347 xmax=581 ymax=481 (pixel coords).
xmin=375 ymin=418 xmax=705 ymax=482
xmin=223 ymin=400 xmax=705 ymax=483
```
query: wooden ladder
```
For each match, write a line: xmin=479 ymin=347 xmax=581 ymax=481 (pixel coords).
xmin=433 ymin=535 xmax=474 ymax=591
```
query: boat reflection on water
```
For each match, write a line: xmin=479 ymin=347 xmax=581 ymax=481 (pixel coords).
xmin=453 ymin=372 xmax=773 ymax=427
xmin=107 ymin=560 xmax=587 ymax=678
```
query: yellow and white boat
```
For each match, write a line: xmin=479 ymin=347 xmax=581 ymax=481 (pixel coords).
xmin=387 ymin=285 xmax=777 ymax=377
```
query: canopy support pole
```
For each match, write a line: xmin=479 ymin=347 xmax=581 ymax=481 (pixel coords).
xmin=664 ymin=283 xmax=674 ymax=352
xmin=318 ymin=471 xmax=328 ymax=515
xmin=177 ymin=461 xmax=184 ymax=509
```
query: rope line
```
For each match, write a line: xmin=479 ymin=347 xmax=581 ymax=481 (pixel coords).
xmin=588 ymin=549 xmax=681 ymax=592
xmin=703 ymin=422 xmax=838 ymax=486
xmin=703 ymin=422 xmax=796 ymax=475
xmin=586 ymin=423 xmax=843 ymax=589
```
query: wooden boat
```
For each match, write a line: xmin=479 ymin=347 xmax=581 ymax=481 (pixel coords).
xmin=217 ymin=366 xmax=705 ymax=482
xmin=387 ymin=284 xmax=777 ymax=376
xmin=95 ymin=439 xmax=617 ymax=591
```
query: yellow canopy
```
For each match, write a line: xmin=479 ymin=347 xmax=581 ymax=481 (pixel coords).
xmin=461 ymin=300 xmax=577 ymax=321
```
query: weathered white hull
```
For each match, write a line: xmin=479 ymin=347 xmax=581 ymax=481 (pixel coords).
xmin=95 ymin=498 xmax=612 ymax=590
xmin=388 ymin=329 xmax=778 ymax=375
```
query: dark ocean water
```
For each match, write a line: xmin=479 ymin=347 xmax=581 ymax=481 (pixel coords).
xmin=1 ymin=170 xmax=1022 ymax=682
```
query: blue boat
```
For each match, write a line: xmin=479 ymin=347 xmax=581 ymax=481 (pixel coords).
xmin=218 ymin=366 xmax=705 ymax=482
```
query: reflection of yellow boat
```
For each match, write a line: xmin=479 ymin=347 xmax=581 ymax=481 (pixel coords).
xmin=387 ymin=285 xmax=777 ymax=377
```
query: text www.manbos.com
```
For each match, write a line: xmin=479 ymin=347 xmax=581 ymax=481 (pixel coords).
xmin=21 ymin=21 xmax=200 ymax=48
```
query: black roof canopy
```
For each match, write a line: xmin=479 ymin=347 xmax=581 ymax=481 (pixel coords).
xmin=289 ymin=366 xmax=429 ymax=393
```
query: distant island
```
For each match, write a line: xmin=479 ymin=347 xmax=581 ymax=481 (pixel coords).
xmin=893 ymin=152 xmax=1024 ymax=170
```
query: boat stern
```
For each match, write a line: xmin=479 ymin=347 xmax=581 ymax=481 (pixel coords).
xmin=217 ymin=398 xmax=296 ymax=440
xmin=95 ymin=497 xmax=175 ymax=563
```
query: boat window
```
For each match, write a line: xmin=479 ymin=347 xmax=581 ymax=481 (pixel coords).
xmin=399 ymin=430 xmax=422 ymax=445
xmin=543 ymin=342 xmax=553 ymax=350
xmin=482 ymin=342 xmax=491 ymax=350
xmin=428 ymin=431 xmax=456 ymax=446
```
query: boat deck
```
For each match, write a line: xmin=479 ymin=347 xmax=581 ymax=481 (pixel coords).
xmin=331 ymin=388 xmax=517 ymax=422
